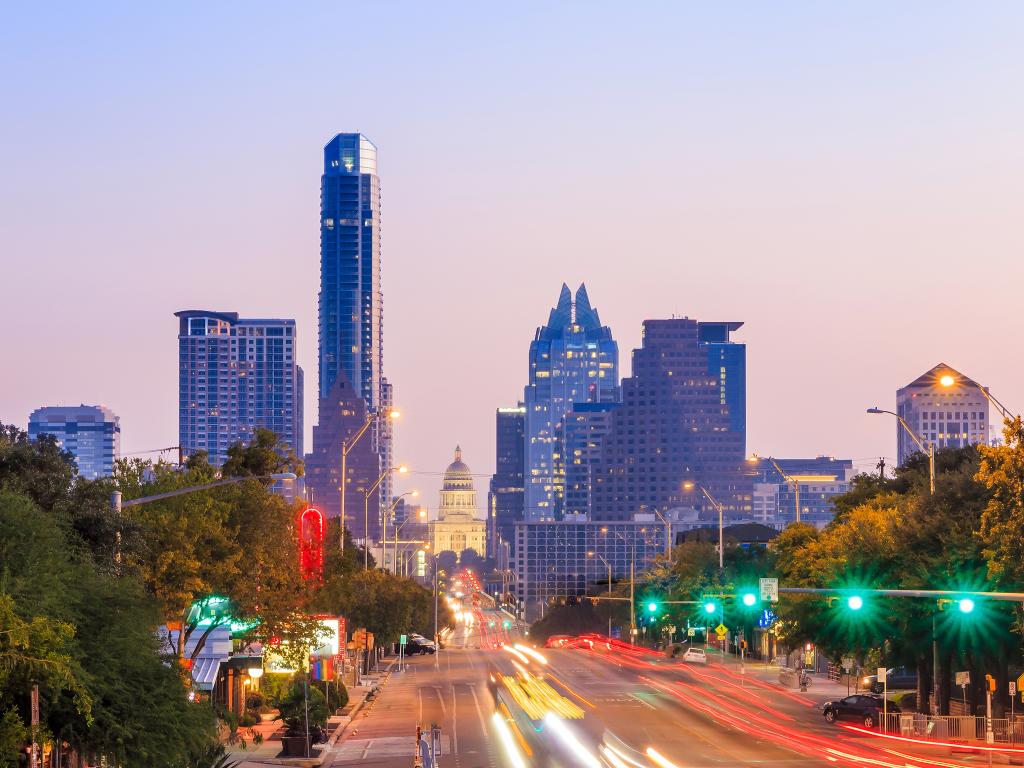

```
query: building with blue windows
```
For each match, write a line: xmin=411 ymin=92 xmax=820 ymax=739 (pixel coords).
xmin=176 ymin=311 xmax=303 ymax=467
xmin=316 ymin=133 xmax=393 ymax=519
xmin=488 ymin=405 xmax=526 ymax=561
xmin=558 ymin=401 xmax=619 ymax=518
xmin=523 ymin=283 xmax=618 ymax=521
xmin=29 ymin=405 xmax=120 ymax=479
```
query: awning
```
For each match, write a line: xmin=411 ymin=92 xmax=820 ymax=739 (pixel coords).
xmin=191 ymin=656 xmax=222 ymax=691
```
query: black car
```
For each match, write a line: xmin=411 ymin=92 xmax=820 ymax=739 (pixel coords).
xmin=861 ymin=667 xmax=917 ymax=694
xmin=823 ymin=695 xmax=899 ymax=728
xmin=407 ymin=638 xmax=436 ymax=655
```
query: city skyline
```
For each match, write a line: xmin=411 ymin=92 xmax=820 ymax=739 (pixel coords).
xmin=3 ymin=4 xmax=1022 ymax=505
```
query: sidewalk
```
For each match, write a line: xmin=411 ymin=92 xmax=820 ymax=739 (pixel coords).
xmin=230 ymin=661 xmax=397 ymax=767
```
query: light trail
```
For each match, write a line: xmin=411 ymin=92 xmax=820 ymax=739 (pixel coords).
xmin=514 ymin=644 xmax=548 ymax=665
xmin=840 ymin=724 xmax=1024 ymax=753
xmin=492 ymin=711 xmax=528 ymax=768
xmin=645 ymin=747 xmax=681 ymax=768
xmin=544 ymin=713 xmax=602 ymax=768
xmin=503 ymin=645 xmax=530 ymax=664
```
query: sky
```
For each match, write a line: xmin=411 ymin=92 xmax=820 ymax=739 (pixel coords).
xmin=2 ymin=2 xmax=1022 ymax=510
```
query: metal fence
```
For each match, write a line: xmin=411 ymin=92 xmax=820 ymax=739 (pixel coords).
xmin=879 ymin=713 xmax=1024 ymax=745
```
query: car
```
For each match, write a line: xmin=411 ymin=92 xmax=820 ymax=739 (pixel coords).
xmin=862 ymin=667 xmax=917 ymax=694
xmin=823 ymin=695 xmax=899 ymax=728
xmin=681 ymin=648 xmax=708 ymax=664
xmin=407 ymin=638 xmax=436 ymax=654
xmin=544 ymin=635 xmax=574 ymax=649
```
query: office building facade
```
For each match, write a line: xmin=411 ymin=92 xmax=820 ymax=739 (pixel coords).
xmin=523 ymin=283 xmax=618 ymax=520
xmin=514 ymin=517 xmax=666 ymax=622
xmin=488 ymin=405 xmax=525 ymax=559
xmin=28 ymin=404 xmax=120 ymax=479
xmin=896 ymin=364 xmax=990 ymax=464
xmin=176 ymin=311 xmax=303 ymax=466
xmin=558 ymin=402 xmax=619 ymax=517
xmin=590 ymin=318 xmax=748 ymax=521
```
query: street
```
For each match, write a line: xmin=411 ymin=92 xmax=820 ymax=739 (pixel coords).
xmin=326 ymin=605 xmax=1005 ymax=768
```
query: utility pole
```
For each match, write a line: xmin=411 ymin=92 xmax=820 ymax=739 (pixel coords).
xmin=876 ymin=457 xmax=886 ymax=480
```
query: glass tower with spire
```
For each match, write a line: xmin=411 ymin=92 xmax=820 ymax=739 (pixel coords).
xmin=523 ymin=283 xmax=619 ymax=521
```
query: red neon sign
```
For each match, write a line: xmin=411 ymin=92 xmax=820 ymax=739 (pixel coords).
xmin=299 ymin=506 xmax=325 ymax=580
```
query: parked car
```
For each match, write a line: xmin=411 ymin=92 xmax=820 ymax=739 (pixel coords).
xmin=823 ymin=695 xmax=899 ymax=727
xmin=681 ymin=648 xmax=708 ymax=664
xmin=407 ymin=638 xmax=436 ymax=654
xmin=862 ymin=667 xmax=917 ymax=694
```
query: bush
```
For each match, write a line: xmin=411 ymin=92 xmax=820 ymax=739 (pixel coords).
xmin=239 ymin=709 xmax=260 ymax=727
xmin=897 ymin=692 xmax=917 ymax=711
xmin=276 ymin=680 xmax=328 ymax=737
xmin=246 ymin=692 xmax=264 ymax=710
xmin=261 ymin=673 xmax=294 ymax=708
xmin=317 ymin=680 xmax=349 ymax=712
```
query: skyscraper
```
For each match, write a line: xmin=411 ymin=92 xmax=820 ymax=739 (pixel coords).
xmin=28 ymin=404 xmax=120 ymax=479
xmin=590 ymin=318 xmax=748 ymax=520
xmin=895 ymin=363 xmax=990 ymax=464
xmin=175 ymin=311 xmax=303 ymax=466
xmin=523 ymin=284 xmax=618 ymax=520
xmin=317 ymin=133 xmax=392 ymax=525
xmin=558 ymin=402 xmax=619 ymax=517
xmin=488 ymin=405 xmax=525 ymax=559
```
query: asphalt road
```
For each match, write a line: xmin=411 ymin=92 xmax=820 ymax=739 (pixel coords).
xmin=328 ymin=606 xmax=998 ymax=768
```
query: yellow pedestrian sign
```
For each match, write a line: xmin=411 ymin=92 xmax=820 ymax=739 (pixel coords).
xmin=715 ymin=624 xmax=728 ymax=638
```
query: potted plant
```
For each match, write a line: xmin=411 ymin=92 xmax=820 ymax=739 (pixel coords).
xmin=276 ymin=679 xmax=328 ymax=757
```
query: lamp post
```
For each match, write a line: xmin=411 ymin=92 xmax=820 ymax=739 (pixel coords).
xmin=683 ymin=482 xmax=724 ymax=569
xmin=340 ymin=408 xmax=400 ymax=552
xmin=651 ymin=508 xmax=673 ymax=562
xmin=601 ymin=527 xmax=637 ymax=637
xmin=112 ymin=472 xmax=298 ymax=512
xmin=362 ymin=465 xmax=408 ymax=569
xmin=750 ymin=455 xmax=837 ymax=524
xmin=867 ymin=408 xmax=935 ymax=494
xmin=587 ymin=551 xmax=613 ymax=638
xmin=383 ymin=491 xmax=419 ymax=573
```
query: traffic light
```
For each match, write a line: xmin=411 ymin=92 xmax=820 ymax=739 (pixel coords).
xmin=846 ymin=595 xmax=864 ymax=611
xmin=958 ymin=598 xmax=975 ymax=614
xmin=741 ymin=591 xmax=758 ymax=607
xmin=703 ymin=601 xmax=717 ymax=614
xmin=986 ymin=674 xmax=997 ymax=693
xmin=502 ymin=619 xmax=511 ymax=629
xmin=646 ymin=601 xmax=659 ymax=614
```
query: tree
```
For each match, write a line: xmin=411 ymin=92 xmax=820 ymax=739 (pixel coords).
xmin=0 ymin=425 xmax=76 ymax=512
xmin=977 ymin=417 xmax=1024 ymax=588
xmin=221 ymin=427 xmax=302 ymax=479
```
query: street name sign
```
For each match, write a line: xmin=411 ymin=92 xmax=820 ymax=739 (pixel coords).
xmin=759 ymin=578 xmax=779 ymax=602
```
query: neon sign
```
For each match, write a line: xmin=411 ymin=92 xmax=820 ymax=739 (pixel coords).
xmin=299 ymin=506 xmax=325 ymax=580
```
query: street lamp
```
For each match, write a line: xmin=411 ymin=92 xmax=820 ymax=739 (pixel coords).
xmin=394 ymin=508 xmax=428 ymax=576
xmin=867 ymin=407 xmax=935 ymax=494
xmin=600 ymin=527 xmax=636 ymax=636
xmin=937 ymin=372 xmax=1014 ymax=421
xmin=588 ymin=551 xmax=613 ymax=637
xmin=682 ymin=481 xmax=724 ymax=569
xmin=112 ymin=472 xmax=298 ymax=511
xmin=384 ymin=490 xmax=418 ymax=573
xmin=340 ymin=408 xmax=400 ymax=552
xmin=363 ymin=465 xmax=408 ymax=569
xmin=649 ymin=508 xmax=673 ymax=562
xmin=750 ymin=454 xmax=837 ymax=524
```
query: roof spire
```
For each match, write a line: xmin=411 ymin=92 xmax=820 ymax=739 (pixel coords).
xmin=455 ymin=445 xmax=461 ymax=461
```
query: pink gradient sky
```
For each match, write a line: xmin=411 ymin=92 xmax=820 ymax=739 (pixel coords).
xmin=2 ymin=4 xmax=1022 ymax=509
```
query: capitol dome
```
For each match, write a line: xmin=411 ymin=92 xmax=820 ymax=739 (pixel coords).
xmin=442 ymin=446 xmax=474 ymax=491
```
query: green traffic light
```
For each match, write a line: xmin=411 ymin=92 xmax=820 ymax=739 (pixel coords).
xmin=847 ymin=595 xmax=864 ymax=611
xmin=703 ymin=601 xmax=716 ymax=614
xmin=647 ymin=601 xmax=659 ymax=613
xmin=742 ymin=592 xmax=757 ymax=607
xmin=958 ymin=598 xmax=975 ymax=614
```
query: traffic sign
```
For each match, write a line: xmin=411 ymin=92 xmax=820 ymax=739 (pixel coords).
xmin=842 ymin=656 xmax=855 ymax=672
xmin=687 ymin=627 xmax=695 ymax=637
xmin=1010 ymin=682 xmax=1017 ymax=696
xmin=715 ymin=624 xmax=728 ymax=638
xmin=759 ymin=578 xmax=779 ymax=602
xmin=400 ymin=634 xmax=407 ymax=646
xmin=1017 ymin=672 xmax=1024 ymax=690
xmin=956 ymin=671 xmax=970 ymax=686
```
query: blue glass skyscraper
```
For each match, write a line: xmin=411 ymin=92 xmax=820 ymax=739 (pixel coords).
xmin=28 ymin=404 xmax=120 ymax=479
xmin=319 ymin=134 xmax=383 ymax=408
xmin=523 ymin=284 xmax=618 ymax=521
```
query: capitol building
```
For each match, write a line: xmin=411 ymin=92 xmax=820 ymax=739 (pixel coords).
xmin=429 ymin=446 xmax=486 ymax=559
